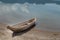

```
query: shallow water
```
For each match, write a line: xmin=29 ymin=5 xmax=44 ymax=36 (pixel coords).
xmin=0 ymin=1 xmax=60 ymax=32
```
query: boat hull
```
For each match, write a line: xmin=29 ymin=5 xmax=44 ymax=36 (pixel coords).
xmin=7 ymin=18 xmax=36 ymax=32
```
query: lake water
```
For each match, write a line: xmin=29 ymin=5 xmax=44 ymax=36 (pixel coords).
xmin=0 ymin=2 xmax=60 ymax=32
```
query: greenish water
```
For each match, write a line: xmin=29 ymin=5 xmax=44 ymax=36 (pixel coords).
xmin=0 ymin=0 xmax=60 ymax=32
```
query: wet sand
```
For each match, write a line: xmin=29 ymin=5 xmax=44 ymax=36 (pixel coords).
xmin=0 ymin=23 xmax=60 ymax=40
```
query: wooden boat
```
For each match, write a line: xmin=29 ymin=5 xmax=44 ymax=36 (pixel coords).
xmin=7 ymin=18 xmax=36 ymax=32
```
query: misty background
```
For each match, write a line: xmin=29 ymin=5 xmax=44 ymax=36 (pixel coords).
xmin=0 ymin=0 xmax=60 ymax=32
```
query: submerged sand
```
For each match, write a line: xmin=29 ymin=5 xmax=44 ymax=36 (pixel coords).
xmin=0 ymin=23 xmax=60 ymax=40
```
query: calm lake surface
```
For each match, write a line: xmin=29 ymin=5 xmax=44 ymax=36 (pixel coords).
xmin=0 ymin=1 xmax=60 ymax=32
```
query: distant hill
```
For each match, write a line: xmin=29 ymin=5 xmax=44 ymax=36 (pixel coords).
xmin=0 ymin=0 xmax=60 ymax=5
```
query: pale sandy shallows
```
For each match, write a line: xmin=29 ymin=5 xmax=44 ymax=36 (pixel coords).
xmin=0 ymin=23 xmax=60 ymax=40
